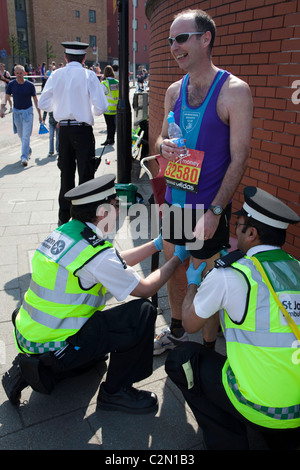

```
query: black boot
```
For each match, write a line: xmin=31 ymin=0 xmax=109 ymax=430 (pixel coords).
xmin=97 ymin=383 xmax=158 ymax=414
xmin=2 ymin=354 xmax=28 ymax=405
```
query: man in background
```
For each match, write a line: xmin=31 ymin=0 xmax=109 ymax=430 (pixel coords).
xmin=38 ymin=41 xmax=108 ymax=225
xmin=0 ymin=64 xmax=42 ymax=167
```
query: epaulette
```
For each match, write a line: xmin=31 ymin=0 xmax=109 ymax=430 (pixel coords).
xmin=214 ymin=249 xmax=245 ymax=268
xmin=81 ymin=227 xmax=105 ymax=248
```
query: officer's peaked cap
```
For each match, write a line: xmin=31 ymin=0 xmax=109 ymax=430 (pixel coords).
xmin=235 ymin=186 xmax=300 ymax=229
xmin=64 ymin=175 xmax=116 ymax=206
xmin=62 ymin=41 xmax=89 ymax=55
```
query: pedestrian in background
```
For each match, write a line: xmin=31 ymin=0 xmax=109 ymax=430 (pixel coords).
xmin=101 ymin=65 xmax=119 ymax=146
xmin=0 ymin=62 xmax=13 ymax=113
xmin=42 ymin=110 xmax=59 ymax=157
xmin=0 ymin=64 xmax=42 ymax=167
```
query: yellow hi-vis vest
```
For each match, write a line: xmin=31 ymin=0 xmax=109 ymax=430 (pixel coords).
xmin=102 ymin=78 xmax=119 ymax=114
xmin=220 ymin=249 xmax=300 ymax=429
xmin=15 ymin=220 xmax=113 ymax=354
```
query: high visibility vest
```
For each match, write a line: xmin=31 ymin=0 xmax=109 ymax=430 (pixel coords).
xmin=102 ymin=78 xmax=119 ymax=114
xmin=220 ymin=249 xmax=300 ymax=429
xmin=15 ymin=220 xmax=112 ymax=354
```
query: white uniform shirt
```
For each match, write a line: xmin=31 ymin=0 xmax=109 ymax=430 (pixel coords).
xmin=76 ymin=223 xmax=141 ymax=302
xmin=193 ymin=245 xmax=280 ymax=323
xmin=38 ymin=62 xmax=108 ymax=125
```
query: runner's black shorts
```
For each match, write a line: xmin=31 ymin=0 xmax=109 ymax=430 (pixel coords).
xmin=161 ymin=201 xmax=231 ymax=259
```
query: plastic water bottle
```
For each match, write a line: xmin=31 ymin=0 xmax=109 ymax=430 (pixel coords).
xmin=167 ymin=111 xmax=186 ymax=152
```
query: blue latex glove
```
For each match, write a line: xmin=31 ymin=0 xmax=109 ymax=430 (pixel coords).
xmin=173 ymin=245 xmax=190 ymax=263
xmin=186 ymin=262 xmax=206 ymax=287
xmin=153 ymin=233 xmax=163 ymax=252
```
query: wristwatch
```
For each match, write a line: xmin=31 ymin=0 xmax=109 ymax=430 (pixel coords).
xmin=208 ymin=205 xmax=223 ymax=216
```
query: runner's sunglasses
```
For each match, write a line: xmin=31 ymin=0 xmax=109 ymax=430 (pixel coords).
xmin=168 ymin=32 xmax=205 ymax=47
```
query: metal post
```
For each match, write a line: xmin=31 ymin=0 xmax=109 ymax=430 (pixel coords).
xmin=117 ymin=0 xmax=132 ymax=183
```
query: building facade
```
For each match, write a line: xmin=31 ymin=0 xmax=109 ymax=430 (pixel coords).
xmin=1 ymin=1 xmax=149 ymax=74
xmin=2 ymin=0 xmax=107 ymax=70
xmin=107 ymin=0 xmax=150 ymax=71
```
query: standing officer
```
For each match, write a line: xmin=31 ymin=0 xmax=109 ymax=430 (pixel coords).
xmin=38 ymin=41 xmax=108 ymax=225
xmin=2 ymin=174 xmax=189 ymax=414
xmin=166 ymin=186 xmax=300 ymax=449
xmin=101 ymin=65 xmax=119 ymax=146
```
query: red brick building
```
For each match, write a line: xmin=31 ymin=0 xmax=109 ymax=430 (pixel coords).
xmin=107 ymin=0 xmax=150 ymax=70
xmin=2 ymin=0 xmax=107 ymax=69
xmin=146 ymin=0 xmax=300 ymax=258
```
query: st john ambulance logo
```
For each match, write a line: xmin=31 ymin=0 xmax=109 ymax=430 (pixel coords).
xmin=51 ymin=240 xmax=66 ymax=255
xmin=38 ymin=230 xmax=74 ymax=261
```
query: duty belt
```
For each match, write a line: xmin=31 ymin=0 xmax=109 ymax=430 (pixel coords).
xmin=59 ymin=120 xmax=90 ymax=126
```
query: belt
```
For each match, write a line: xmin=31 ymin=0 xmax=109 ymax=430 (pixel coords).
xmin=59 ymin=120 xmax=90 ymax=127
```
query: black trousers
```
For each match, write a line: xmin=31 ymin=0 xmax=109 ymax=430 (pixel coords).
xmin=165 ymin=342 xmax=300 ymax=450
xmin=42 ymin=299 xmax=157 ymax=392
xmin=104 ymin=113 xmax=116 ymax=143
xmin=57 ymin=125 xmax=96 ymax=224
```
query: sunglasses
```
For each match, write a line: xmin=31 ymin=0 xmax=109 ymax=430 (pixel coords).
xmin=107 ymin=195 xmax=120 ymax=209
xmin=168 ymin=32 xmax=205 ymax=47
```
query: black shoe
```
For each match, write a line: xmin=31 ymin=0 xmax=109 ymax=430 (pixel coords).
xmin=97 ymin=383 xmax=158 ymax=414
xmin=101 ymin=140 xmax=114 ymax=146
xmin=2 ymin=354 xmax=28 ymax=405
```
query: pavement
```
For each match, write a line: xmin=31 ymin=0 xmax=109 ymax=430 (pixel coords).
xmin=0 ymin=86 xmax=267 ymax=452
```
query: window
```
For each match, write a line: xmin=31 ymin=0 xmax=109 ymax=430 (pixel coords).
xmin=89 ymin=36 xmax=96 ymax=48
xmin=76 ymin=37 xmax=81 ymax=42
xmin=89 ymin=10 xmax=96 ymax=23
xmin=15 ymin=0 xmax=26 ymax=11
xmin=17 ymin=28 xmax=27 ymax=43
xmin=75 ymin=10 xmax=80 ymax=18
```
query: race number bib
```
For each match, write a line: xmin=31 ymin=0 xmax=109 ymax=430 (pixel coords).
xmin=164 ymin=149 xmax=204 ymax=193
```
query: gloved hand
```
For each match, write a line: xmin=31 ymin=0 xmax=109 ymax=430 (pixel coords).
xmin=153 ymin=233 xmax=163 ymax=252
xmin=186 ymin=262 xmax=206 ymax=287
xmin=173 ymin=244 xmax=190 ymax=263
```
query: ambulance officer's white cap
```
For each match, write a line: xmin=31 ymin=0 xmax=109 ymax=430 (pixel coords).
xmin=235 ymin=186 xmax=300 ymax=229
xmin=64 ymin=175 xmax=116 ymax=206
xmin=61 ymin=41 xmax=89 ymax=55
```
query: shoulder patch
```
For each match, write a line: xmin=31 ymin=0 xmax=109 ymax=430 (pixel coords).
xmin=214 ymin=249 xmax=245 ymax=268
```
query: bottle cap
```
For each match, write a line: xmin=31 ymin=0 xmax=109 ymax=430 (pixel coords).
xmin=167 ymin=111 xmax=175 ymax=124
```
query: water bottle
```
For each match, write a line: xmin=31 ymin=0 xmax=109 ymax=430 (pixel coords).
xmin=167 ymin=111 xmax=186 ymax=151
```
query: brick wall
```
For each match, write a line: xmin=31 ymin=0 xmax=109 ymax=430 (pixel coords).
xmin=146 ymin=0 xmax=300 ymax=258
